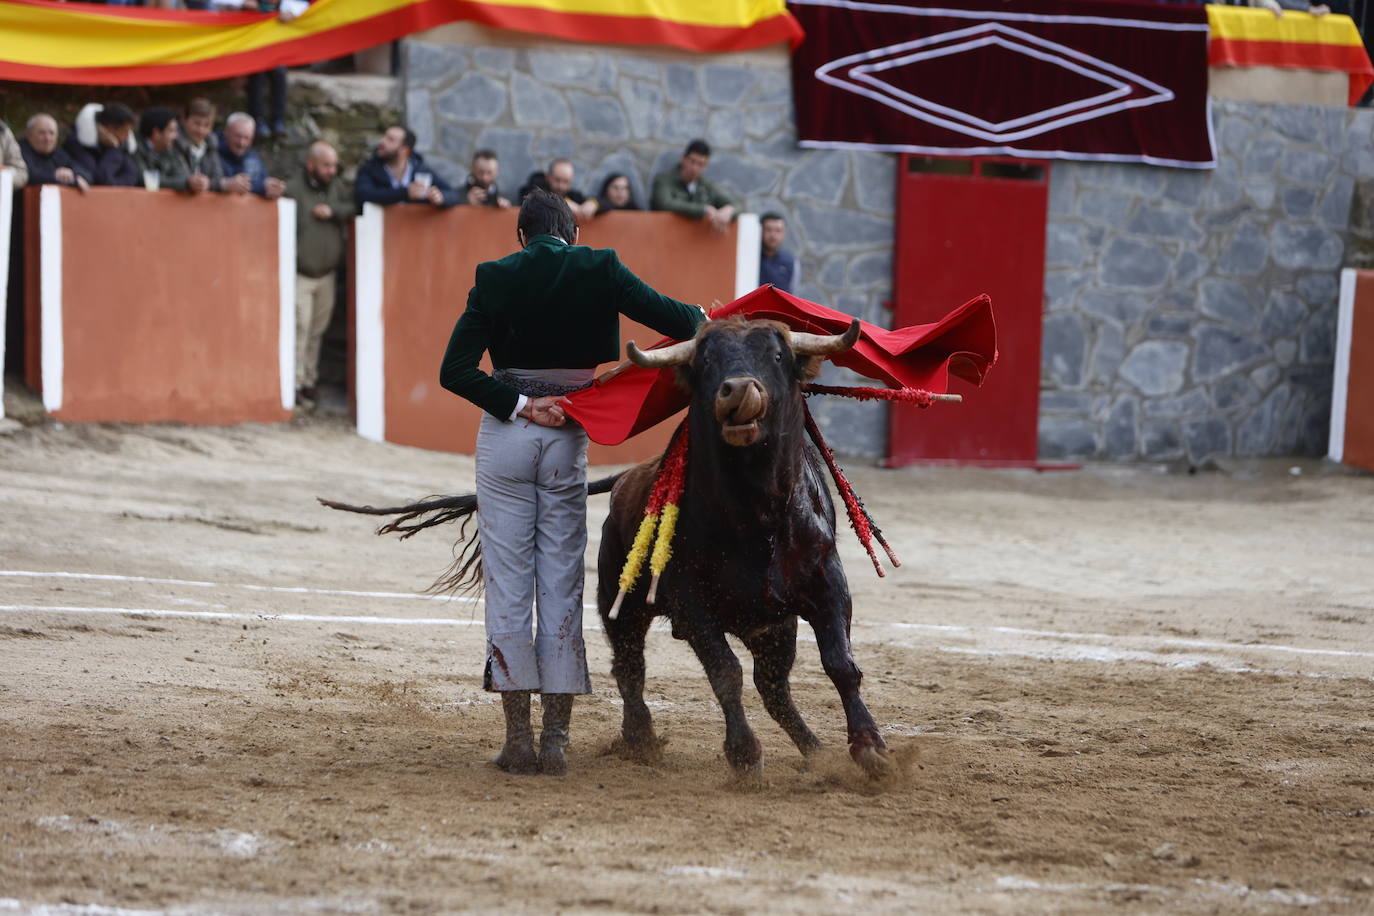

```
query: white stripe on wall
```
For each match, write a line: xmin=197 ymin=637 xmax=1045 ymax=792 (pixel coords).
xmin=0 ymin=170 xmax=11 ymax=420
xmin=355 ymin=203 xmax=385 ymax=442
xmin=39 ymin=185 xmax=63 ymax=413
xmin=734 ymin=212 xmax=761 ymax=301
xmin=1329 ymin=268 xmax=1356 ymax=463
xmin=277 ymin=197 xmax=297 ymax=411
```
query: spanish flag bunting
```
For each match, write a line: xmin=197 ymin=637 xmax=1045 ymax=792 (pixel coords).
xmin=1207 ymin=5 xmax=1373 ymax=105
xmin=0 ymin=0 xmax=801 ymax=85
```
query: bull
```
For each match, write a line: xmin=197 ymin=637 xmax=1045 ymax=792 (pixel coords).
xmin=599 ymin=317 xmax=888 ymax=774
xmin=324 ymin=316 xmax=889 ymax=775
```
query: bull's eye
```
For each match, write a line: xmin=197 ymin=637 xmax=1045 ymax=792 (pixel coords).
xmin=774 ymin=352 xmax=783 ymax=362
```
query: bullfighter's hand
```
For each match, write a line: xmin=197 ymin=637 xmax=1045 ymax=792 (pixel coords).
xmin=521 ymin=396 xmax=568 ymax=428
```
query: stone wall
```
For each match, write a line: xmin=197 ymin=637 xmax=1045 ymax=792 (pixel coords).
xmin=402 ymin=33 xmax=895 ymax=457
xmin=402 ymin=31 xmax=1367 ymax=462
xmin=1040 ymin=99 xmax=1374 ymax=463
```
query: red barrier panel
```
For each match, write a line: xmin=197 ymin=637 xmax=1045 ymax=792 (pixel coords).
xmin=22 ymin=186 xmax=294 ymax=425
xmin=354 ymin=205 xmax=757 ymax=464
xmin=1331 ymin=269 xmax=1374 ymax=471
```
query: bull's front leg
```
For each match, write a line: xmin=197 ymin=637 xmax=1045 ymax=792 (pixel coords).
xmin=808 ymin=606 xmax=889 ymax=774
xmin=685 ymin=627 xmax=762 ymax=774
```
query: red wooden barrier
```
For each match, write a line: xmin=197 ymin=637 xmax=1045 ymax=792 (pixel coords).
xmin=22 ymin=185 xmax=295 ymax=425
xmin=1331 ymin=269 xmax=1374 ymax=471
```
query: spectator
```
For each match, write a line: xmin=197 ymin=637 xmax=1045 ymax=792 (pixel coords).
xmin=285 ymin=141 xmax=351 ymax=409
xmin=133 ymin=107 xmax=192 ymax=192
xmin=1 ymin=119 xmax=30 ymax=188
xmin=62 ymin=103 xmax=140 ymax=187
xmin=354 ymin=125 xmax=458 ymax=208
xmin=19 ymin=114 xmax=89 ymax=191
xmin=519 ymin=158 xmax=597 ymax=222
xmin=461 ymin=149 xmax=511 ymax=208
xmin=596 ymin=173 xmax=640 ymax=212
xmin=174 ymin=98 xmax=225 ymax=194
xmin=757 ymin=213 xmax=800 ymax=294
xmin=650 ymin=139 xmax=740 ymax=233
xmin=217 ymin=112 xmax=285 ymax=198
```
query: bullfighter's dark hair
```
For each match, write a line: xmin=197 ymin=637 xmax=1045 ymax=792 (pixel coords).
xmin=684 ymin=138 xmax=711 ymax=158
xmin=518 ymin=189 xmax=576 ymax=244
xmin=138 ymin=106 xmax=177 ymax=140
xmin=97 ymin=103 xmax=136 ymax=128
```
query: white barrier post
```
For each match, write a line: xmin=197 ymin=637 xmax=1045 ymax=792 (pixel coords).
xmin=354 ymin=203 xmax=385 ymax=442
xmin=0 ymin=170 xmax=11 ymax=420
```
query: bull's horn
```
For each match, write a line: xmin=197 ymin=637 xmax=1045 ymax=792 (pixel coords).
xmin=627 ymin=338 xmax=696 ymax=368
xmin=791 ymin=318 xmax=862 ymax=356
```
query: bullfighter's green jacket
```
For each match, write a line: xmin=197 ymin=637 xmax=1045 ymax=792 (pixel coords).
xmin=439 ymin=234 xmax=706 ymax=420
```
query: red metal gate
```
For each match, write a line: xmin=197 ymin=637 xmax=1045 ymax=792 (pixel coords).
xmin=888 ymin=155 xmax=1049 ymax=466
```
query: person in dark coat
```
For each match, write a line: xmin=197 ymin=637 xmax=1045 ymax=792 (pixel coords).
xmin=354 ymin=125 xmax=458 ymax=208
xmin=216 ymin=112 xmax=284 ymax=198
xmin=596 ymin=173 xmax=640 ymax=212
xmin=19 ymin=114 xmax=90 ymax=191
xmin=61 ymin=103 xmax=140 ymax=187
xmin=438 ymin=190 xmax=706 ymax=776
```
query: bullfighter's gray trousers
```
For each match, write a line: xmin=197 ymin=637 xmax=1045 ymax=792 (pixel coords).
xmin=475 ymin=412 xmax=592 ymax=695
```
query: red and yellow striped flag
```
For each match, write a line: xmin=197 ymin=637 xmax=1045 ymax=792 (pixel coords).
xmin=1207 ymin=5 xmax=1373 ymax=105
xmin=0 ymin=0 xmax=801 ymax=85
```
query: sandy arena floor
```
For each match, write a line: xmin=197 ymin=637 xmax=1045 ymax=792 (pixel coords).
xmin=0 ymin=415 xmax=1371 ymax=914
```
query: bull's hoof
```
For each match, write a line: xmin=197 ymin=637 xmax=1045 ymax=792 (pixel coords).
xmin=850 ymin=742 xmax=893 ymax=779
xmin=494 ymin=742 xmax=539 ymax=775
xmin=539 ymin=744 xmax=568 ymax=776
xmin=609 ymin=733 xmax=665 ymax=764
xmin=725 ymin=737 xmax=763 ymax=774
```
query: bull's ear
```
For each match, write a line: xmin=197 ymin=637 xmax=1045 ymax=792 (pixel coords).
xmin=795 ymin=353 xmax=825 ymax=382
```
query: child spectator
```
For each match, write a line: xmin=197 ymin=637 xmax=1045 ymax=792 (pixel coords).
xmin=174 ymin=98 xmax=225 ymax=194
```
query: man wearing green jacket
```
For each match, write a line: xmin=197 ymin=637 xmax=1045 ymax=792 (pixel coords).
xmin=133 ymin=107 xmax=191 ymax=192
xmin=285 ymin=141 xmax=351 ymax=408
xmin=440 ymin=190 xmax=706 ymax=775
xmin=650 ymin=138 xmax=740 ymax=234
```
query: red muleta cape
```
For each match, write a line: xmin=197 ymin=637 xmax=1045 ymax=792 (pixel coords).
xmin=562 ymin=285 xmax=997 ymax=446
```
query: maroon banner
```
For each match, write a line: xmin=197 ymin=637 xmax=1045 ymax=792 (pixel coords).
xmin=789 ymin=0 xmax=1215 ymax=167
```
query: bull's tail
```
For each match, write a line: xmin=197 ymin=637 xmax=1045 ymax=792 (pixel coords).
xmin=319 ymin=471 xmax=624 ymax=597
xmin=319 ymin=493 xmax=483 ymax=595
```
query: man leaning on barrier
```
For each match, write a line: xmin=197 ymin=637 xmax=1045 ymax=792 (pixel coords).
xmin=133 ymin=107 xmax=193 ymax=193
xmin=19 ymin=115 xmax=88 ymax=192
xmin=355 ymin=125 xmax=459 ymax=210
xmin=217 ymin=112 xmax=285 ymax=199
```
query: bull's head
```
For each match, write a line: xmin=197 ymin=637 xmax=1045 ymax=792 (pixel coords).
xmin=628 ymin=318 xmax=861 ymax=447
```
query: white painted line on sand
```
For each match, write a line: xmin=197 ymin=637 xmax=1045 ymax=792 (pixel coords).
xmin=3 ymin=569 xmax=1370 ymax=666
xmin=0 ymin=570 xmax=478 ymax=604
xmin=0 ymin=604 xmax=485 ymax=627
